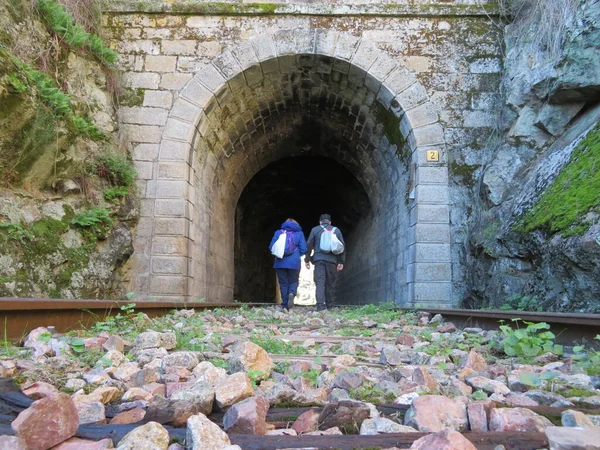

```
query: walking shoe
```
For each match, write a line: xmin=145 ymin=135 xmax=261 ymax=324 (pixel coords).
xmin=280 ymin=305 xmax=289 ymax=313
xmin=316 ymin=305 xmax=327 ymax=312
xmin=288 ymin=293 xmax=295 ymax=309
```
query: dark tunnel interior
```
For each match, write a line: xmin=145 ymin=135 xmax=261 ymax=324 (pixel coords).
xmin=234 ymin=155 xmax=371 ymax=303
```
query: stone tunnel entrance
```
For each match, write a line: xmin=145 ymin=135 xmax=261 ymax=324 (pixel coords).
xmin=141 ymin=31 xmax=452 ymax=306
xmin=234 ymin=155 xmax=372 ymax=304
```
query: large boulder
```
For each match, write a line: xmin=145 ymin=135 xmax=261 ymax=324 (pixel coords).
xmin=546 ymin=426 xmax=600 ymax=450
xmin=318 ymin=401 xmax=371 ymax=433
xmin=12 ymin=393 xmax=79 ymax=450
xmin=404 ymin=395 xmax=468 ymax=432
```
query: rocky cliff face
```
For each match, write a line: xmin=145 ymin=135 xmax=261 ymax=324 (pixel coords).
xmin=468 ymin=0 xmax=600 ymax=312
xmin=0 ymin=0 xmax=136 ymax=299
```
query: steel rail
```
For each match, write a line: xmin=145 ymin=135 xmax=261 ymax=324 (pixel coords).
xmin=0 ymin=298 xmax=268 ymax=341
xmin=409 ymin=307 xmax=600 ymax=347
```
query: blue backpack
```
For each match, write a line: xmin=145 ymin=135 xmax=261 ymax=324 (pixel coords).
xmin=283 ymin=231 xmax=298 ymax=256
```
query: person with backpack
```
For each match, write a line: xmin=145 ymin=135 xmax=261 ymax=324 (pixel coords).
xmin=304 ymin=214 xmax=345 ymax=312
xmin=269 ymin=218 xmax=308 ymax=312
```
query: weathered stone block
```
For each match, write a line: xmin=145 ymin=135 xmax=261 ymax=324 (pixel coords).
xmin=315 ymin=29 xmax=337 ymax=56
xmin=158 ymin=162 xmax=189 ymax=180
xmin=413 ymin=223 xmax=451 ymax=243
xmin=122 ymin=125 xmax=162 ymax=143
xmin=412 ymin=282 xmax=453 ymax=303
xmin=120 ymin=107 xmax=168 ymax=126
xmin=334 ymin=33 xmax=360 ymax=61
xmin=272 ymin=29 xmax=296 ymax=56
xmin=231 ymin=41 xmax=259 ymax=71
xmin=197 ymin=63 xmax=227 ymax=92
xmin=395 ymin=83 xmax=429 ymax=111
xmin=469 ymin=58 xmax=502 ymax=74
xmin=145 ymin=55 xmax=177 ymax=73
xmin=213 ymin=50 xmax=243 ymax=80
xmin=134 ymin=161 xmax=153 ymax=180
xmin=163 ymin=118 xmax=195 ymax=142
xmin=410 ymin=123 xmax=445 ymax=147
xmin=156 ymin=180 xmax=189 ymax=198
xmin=251 ymin=35 xmax=277 ymax=62
xmin=160 ymin=73 xmax=193 ymax=90
xmin=351 ymin=40 xmax=379 ymax=71
xmin=144 ymin=90 xmax=173 ymax=108
xmin=409 ymin=243 xmax=452 ymax=263
xmin=133 ymin=143 xmax=159 ymax=162
xmin=410 ymin=204 xmax=450 ymax=225
xmin=159 ymin=140 xmax=191 ymax=161
xmin=418 ymin=166 xmax=449 ymax=184
xmin=122 ymin=72 xmax=160 ymax=89
xmin=463 ymin=110 xmax=496 ymax=128
xmin=155 ymin=199 xmax=188 ymax=217
xmin=152 ymin=237 xmax=189 ymax=255
xmin=151 ymin=256 xmax=188 ymax=275
xmin=416 ymin=184 xmax=449 ymax=205
xmin=162 ymin=40 xmax=197 ymax=55
xmin=382 ymin=68 xmax=416 ymax=97
xmin=149 ymin=276 xmax=187 ymax=295
xmin=404 ymin=103 xmax=439 ymax=129
xmin=414 ymin=263 xmax=452 ymax=282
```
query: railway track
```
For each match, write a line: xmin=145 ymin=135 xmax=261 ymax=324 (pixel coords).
xmin=1 ymin=299 xmax=599 ymax=449
xmin=1 ymin=298 xmax=598 ymax=344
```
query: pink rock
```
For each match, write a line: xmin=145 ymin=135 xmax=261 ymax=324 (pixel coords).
xmin=142 ymin=382 xmax=166 ymax=397
xmin=450 ymin=378 xmax=473 ymax=396
xmin=396 ymin=334 xmax=416 ymax=346
xmin=489 ymin=407 xmax=553 ymax=432
xmin=409 ymin=429 xmax=477 ymax=450
xmin=223 ymin=396 xmax=270 ymax=435
xmin=292 ymin=409 xmax=320 ymax=434
xmin=51 ymin=437 xmax=113 ymax=449
xmin=404 ymin=395 xmax=468 ymax=432
xmin=12 ymin=393 xmax=79 ymax=450
xmin=505 ymin=394 xmax=539 ymax=407
xmin=546 ymin=426 xmax=600 ymax=450
xmin=22 ymin=381 xmax=59 ymax=400
xmin=109 ymin=407 xmax=146 ymax=425
xmin=437 ymin=323 xmax=457 ymax=333
xmin=412 ymin=367 xmax=439 ymax=393
xmin=459 ymin=350 xmax=487 ymax=372
xmin=0 ymin=360 xmax=17 ymax=377
xmin=83 ymin=337 xmax=107 ymax=350
xmin=166 ymin=381 xmax=194 ymax=398
xmin=0 ymin=436 xmax=26 ymax=450
xmin=467 ymin=402 xmax=488 ymax=432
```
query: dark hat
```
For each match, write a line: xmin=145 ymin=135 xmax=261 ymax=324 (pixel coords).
xmin=319 ymin=214 xmax=331 ymax=222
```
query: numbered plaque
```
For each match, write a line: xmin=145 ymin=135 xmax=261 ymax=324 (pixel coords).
xmin=426 ymin=150 xmax=439 ymax=162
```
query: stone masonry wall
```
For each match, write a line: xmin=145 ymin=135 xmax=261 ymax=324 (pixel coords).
xmin=102 ymin=0 xmax=503 ymax=305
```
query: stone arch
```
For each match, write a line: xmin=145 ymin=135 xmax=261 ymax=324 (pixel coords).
xmin=134 ymin=28 xmax=452 ymax=306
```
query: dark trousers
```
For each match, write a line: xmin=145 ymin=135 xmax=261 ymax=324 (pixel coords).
xmin=314 ymin=261 xmax=336 ymax=309
xmin=276 ymin=269 xmax=300 ymax=307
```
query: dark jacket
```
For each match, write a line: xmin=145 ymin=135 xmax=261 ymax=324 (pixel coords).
xmin=269 ymin=221 xmax=308 ymax=270
xmin=305 ymin=224 xmax=346 ymax=265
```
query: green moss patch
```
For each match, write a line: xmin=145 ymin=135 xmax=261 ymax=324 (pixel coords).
xmin=516 ymin=124 xmax=600 ymax=238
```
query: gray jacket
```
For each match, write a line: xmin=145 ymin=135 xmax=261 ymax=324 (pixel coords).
xmin=305 ymin=225 xmax=346 ymax=265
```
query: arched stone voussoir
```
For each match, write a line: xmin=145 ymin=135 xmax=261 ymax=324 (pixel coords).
xmin=212 ymin=49 xmax=244 ymax=81
xmin=351 ymin=39 xmax=379 ymax=72
xmin=293 ymin=28 xmax=317 ymax=54
xmin=231 ymin=40 xmax=260 ymax=72
xmin=272 ymin=29 xmax=297 ymax=57
xmin=314 ymin=29 xmax=338 ymax=56
xmin=409 ymin=123 xmax=446 ymax=150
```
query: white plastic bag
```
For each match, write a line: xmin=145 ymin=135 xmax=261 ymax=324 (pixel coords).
xmin=271 ymin=231 xmax=287 ymax=259
xmin=320 ymin=227 xmax=344 ymax=255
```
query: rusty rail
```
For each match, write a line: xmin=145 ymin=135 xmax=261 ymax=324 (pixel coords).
xmin=411 ymin=308 xmax=600 ymax=348
xmin=0 ymin=298 xmax=267 ymax=341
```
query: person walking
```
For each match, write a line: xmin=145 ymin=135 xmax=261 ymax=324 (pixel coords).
xmin=305 ymin=214 xmax=345 ymax=312
xmin=269 ymin=218 xmax=308 ymax=312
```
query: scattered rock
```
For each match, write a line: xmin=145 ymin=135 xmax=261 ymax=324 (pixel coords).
xmin=110 ymin=407 xmax=146 ymax=425
xmin=103 ymin=335 xmax=125 ymax=353
xmin=561 ymin=409 xmax=596 ymax=428
xmin=459 ymin=350 xmax=487 ymax=372
xmin=545 ymin=426 xmax=600 ymax=450
xmin=229 ymin=341 xmax=273 ymax=381
xmin=409 ymin=429 xmax=477 ymax=450
xmin=75 ymin=401 xmax=106 ymax=425
xmin=215 ymin=372 xmax=254 ymax=410
xmin=292 ymin=409 xmax=320 ymax=434
xmin=437 ymin=323 xmax=457 ymax=333
xmin=49 ymin=437 xmax=115 ymax=450
xmin=12 ymin=393 xmax=79 ymax=450
xmin=116 ymin=421 xmax=169 ymax=450
xmin=396 ymin=334 xmax=415 ymax=346
xmin=223 ymin=396 xmax=270 ymax=435
xmin=161 ymin=352 xmax=199 ymax=371
xmin=187 ymin=413 xmax=232 ymax=450
xmin=466 ymin=376 xmax=510 ymax=396
xmin=404 ymin=395 xmax=468 ymax=432
xmin=22 ymin=381 xmax=59 ymax=400
xmin=318 ymin=401 xmax=371 ymax=432
xmin=0 ymin=436 xmax=25 ymax=450
xmin=360 ymin=418 xmax=419 ymax=435
xmin=380 ymin=346 xmax=404 ymax=366
xmin=412 ymin=367 xmax=439 ymax=393
xmin=489 ymin=407 xmax=553 ymax=432
xmin=467 ymin=402 xmax=488 ymax=432
xmin=134 ymin=332 xmax=176 ymax=350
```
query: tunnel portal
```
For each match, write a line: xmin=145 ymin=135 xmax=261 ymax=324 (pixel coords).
xmin=136 ymin=31 xmax=453 ymax=306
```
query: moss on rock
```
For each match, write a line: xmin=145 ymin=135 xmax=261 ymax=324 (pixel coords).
xmin=517 ymin=123 xmax=600 ymax=237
